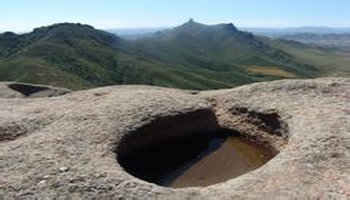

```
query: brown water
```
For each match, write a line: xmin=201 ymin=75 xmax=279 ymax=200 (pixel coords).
xmin=118 ymin=132 xmax=275 ymax=188
xmin=159 ymin=136 xmax=274 ymax=188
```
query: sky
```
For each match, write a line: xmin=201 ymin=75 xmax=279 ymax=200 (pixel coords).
xmin=1 ymin=0 xmax=350 ymax=32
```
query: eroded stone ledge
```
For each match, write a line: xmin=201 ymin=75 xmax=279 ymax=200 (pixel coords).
xmin=0 ymin=78 xmax=348 ymax=199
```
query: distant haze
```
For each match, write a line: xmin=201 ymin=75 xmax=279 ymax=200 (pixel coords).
xmin=108 ymin=26 xmax=350 ymax=39
xmin=107 ymin=27 xmax=166 ymax=37
xmin=241 ymin=27 xmax=350 ymax=37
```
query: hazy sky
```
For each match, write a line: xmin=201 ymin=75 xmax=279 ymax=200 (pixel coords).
xmin=1 ymin=0 xmax=350 ymax=32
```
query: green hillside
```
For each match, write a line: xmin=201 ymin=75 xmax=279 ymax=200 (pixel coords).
xmin=131 ymin=21 xmax=319 ymax=81
xmin=0 ymin=21 xmax=347 ymax=90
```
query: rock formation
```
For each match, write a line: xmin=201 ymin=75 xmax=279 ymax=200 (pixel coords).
xmin=0 ymin=78 xmax=349 ymax=199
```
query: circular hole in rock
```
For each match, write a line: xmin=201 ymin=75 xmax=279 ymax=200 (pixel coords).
xmin=117 ymin=109 xmax=277 ymax=188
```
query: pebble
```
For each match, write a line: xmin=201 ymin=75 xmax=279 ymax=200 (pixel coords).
xmin=59 ymin=166 xmax=69 ymax=172
xmin=37 ymin=180 xmax=46 ymax=185
xmin=43 ymin=175 xmax=50 ymax=180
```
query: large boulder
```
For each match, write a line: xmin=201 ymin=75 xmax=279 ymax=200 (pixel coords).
xmin=0 ymin=78 xmax=348 ymax=199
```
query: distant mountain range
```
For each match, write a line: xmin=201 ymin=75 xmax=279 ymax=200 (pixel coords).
xmin=242 ymin=27 xmax=350 ymax=49
xmin=110 ymin=26 xmax=350 ymax=49
xmin=242 ymin=27 xmax=350 ymax=37
xmin=109 ymin=26 xmax=350 ymax=38
xmin=0 ymin=20 xmax=349 ymax=90
xmin=277 ymin=33 xmax=350 ymax=49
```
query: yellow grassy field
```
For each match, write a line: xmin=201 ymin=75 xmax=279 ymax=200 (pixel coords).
xmin=245 ymin=66 xmax=296 ymax=78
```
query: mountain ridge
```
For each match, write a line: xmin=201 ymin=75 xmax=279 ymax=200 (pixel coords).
xmin=0 ymin=21 xmax=347 ymax=90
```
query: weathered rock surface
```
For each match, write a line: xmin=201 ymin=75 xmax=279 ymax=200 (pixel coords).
xmin=0 ymin=78 xmax=349 ymax=199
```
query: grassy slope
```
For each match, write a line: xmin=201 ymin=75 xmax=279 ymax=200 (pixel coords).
xmin=0 ymin=57 xmax=91 ymax=90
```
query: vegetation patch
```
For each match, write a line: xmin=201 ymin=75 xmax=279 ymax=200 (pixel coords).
xmin=245 ymin=65 xmax=296 ymax=78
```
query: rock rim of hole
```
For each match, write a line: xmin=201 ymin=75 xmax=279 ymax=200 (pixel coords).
xmin=116 ymin=108 xmax=280 ymax=188
xmin=0 ymin=78 xmax=348 ymax=199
